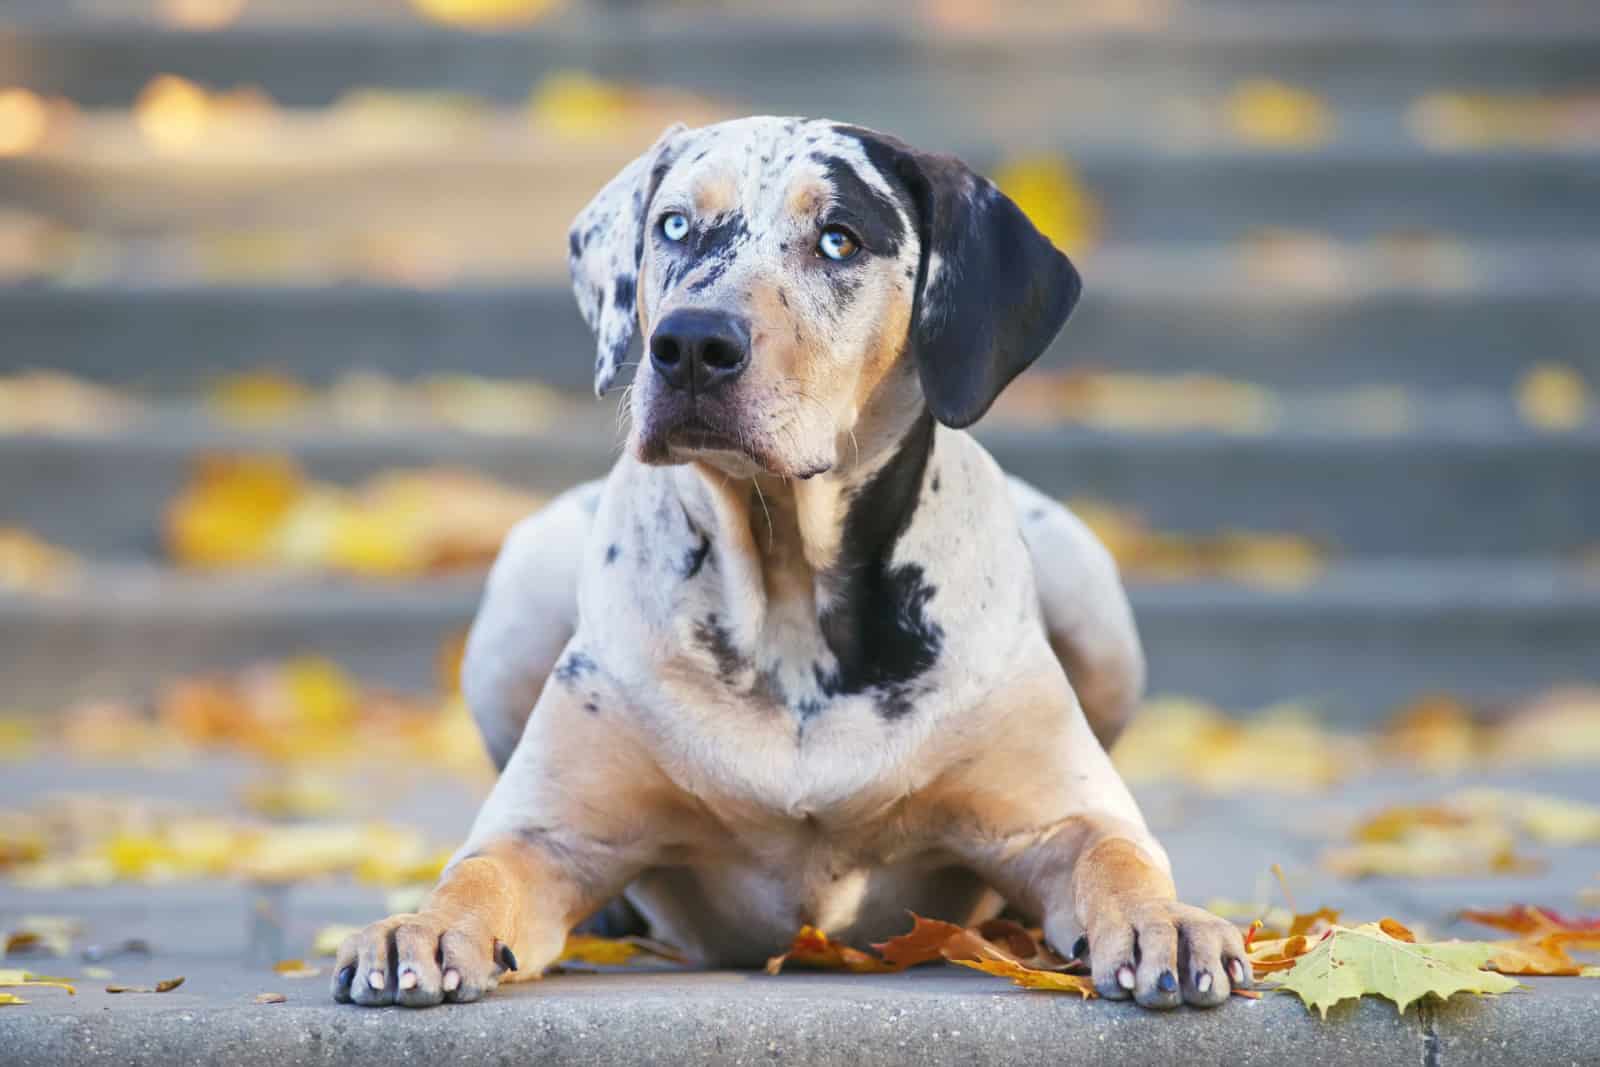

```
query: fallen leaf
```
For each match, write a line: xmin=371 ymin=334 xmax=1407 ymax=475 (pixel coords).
xmin=1459 ymin=905 xmax=1600 ymax=946
xmin=872 ymin=914 xmax=973 ymax=969
xmin=1582 ymin=966 xmax=1600 ymax=978
xmin=107 ymin=976 xmax=183 ymax=994
xmin=765 ymin=926 xmax=897 ymax=975
xmin=1484 ymin=936 xmax=1587 ymax=976
xmin=1227 ymin=79 xmax=1333 ymax=147
xmin=1379 ymin=918 xmax=1417 ymax=943
xmin=556 ymin=936 xmax=642 ymax=966
xmin=950 ymin=957 xmax=1096 ymax=997
xmin=1275 ymin=924 xmax=1520 ymax=1018
xmin=0 ymin=970 xmax=75 ymax=995
xmin=3 ymin=916 xmax=81 ymax=957
xmin=254 ymin=991 xmax=287 ymax=1004
xmin=1518 ymin=364 xmax=1590 ymax=431
xmin=272 ymin=960 xmax=320 ymax=979
xmin=0 ymin=993 xmax=26 ymax=1005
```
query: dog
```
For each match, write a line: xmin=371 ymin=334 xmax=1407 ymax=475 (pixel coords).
xmin=332 ymin=116 xmax=1250 ymax=1010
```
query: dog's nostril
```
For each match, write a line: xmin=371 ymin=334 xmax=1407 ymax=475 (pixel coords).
xmin=701 ymin=338 xmax=744 ymax=370
xmin=651 ymin=335 xmax=683 ymax=367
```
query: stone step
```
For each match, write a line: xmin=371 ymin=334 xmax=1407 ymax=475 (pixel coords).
xmin=1 ymin=559 xmax=1595 ymax=720
xmin=7 ymin=144 xmax=1599 ymax=246
xmin=4 ymin=4 xmax=1598 ymax=114
xmin=6 ymin=272 xmax=1599 ymax=393
xmin=4 ymin=410 xmax=1598 ymax=559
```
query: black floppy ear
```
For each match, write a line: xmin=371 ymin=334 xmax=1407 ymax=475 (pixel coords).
xmin=850 ymin=131 xmax=1081 ymax=428
xmin=567 ymin=123 xmax=689 ymax=396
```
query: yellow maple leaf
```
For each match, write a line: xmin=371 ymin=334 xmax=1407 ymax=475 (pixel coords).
xmin=949 ymin=956 xmax=1096 ymax=998
xmin=1275 ymin=924 xmax=1520 ymax=1018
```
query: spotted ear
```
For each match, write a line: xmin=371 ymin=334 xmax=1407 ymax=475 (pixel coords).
xmin=851 ymin=131 xmax=1081 ymax=428
xmin=568 ymin=124 xmax=689 ymax=396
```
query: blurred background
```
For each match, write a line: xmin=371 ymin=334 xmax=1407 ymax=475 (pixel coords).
xmin=1 ymin=0 xmax=1598 ymax=939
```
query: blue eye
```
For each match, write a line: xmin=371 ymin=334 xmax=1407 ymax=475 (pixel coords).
xmin=661 ymin=212 xmax=690 ymax=242
xmin=818 ymin=226 xmax=860 ymax=261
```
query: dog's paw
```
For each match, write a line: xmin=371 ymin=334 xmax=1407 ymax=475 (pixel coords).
xmin=330 ymin=912 xmax=516 ymax=1008
xmin=1082 ymin=899 xmax=1250 ymax=1009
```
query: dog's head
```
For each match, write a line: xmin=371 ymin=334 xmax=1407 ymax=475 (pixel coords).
xmin=569 ymin=116 xmax=1080 ymax=479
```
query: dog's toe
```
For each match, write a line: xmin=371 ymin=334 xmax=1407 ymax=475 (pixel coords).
xmin=332 ymin=912 xmax=507 ymax=1008
xmin=1086 ymin=901 xmax=1250 ymax=1010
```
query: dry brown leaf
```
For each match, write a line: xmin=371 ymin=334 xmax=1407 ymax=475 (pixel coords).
xmin=254 ymin=991 xmax=287 ymax=1004
xmin=765 ymin=926 xmax=897 ymax=975
xmin=950 ymin=957 xmax=1096 ymax=997
xmin=556 ymin=936 xmax=649 ymax=966
xmin=107 ymin=976 xmax=183 ymax=994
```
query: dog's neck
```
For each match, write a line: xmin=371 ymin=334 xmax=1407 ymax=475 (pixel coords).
xmin=672 ymin=380 xmax=937 ymax=678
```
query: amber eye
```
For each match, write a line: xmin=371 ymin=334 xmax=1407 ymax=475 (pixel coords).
xmin=661 ymin=212 xmax=690 ymax=242
xmin=817 ymin=226 xmax=860 ymax=261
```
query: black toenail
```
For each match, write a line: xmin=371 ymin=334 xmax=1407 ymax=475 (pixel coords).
xmin=1158 ymin=970 xmax=1178 ymax=993
xmin=1071 ymin=935 xmax=1089 ymax=960
xmin=497 ymin=944 xmax=519 ymax=972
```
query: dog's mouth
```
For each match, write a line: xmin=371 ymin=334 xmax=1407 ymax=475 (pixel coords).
xmin=666 ymin=416 xmax=744 ymax=455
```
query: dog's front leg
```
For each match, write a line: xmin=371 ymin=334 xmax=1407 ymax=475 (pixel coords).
xmin=331 ymin=834 xmax=596 ymax=1007
xmin=942 ymin=676 xmax=1251 ymax=1009
xmin=333 ymin=661 xmax=675 ymax=1007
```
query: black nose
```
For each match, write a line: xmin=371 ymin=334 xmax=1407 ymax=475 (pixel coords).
xmin=649 ymin=309 xmax=751 ymax=394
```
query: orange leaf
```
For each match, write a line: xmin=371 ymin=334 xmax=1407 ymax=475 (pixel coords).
xmin=1289 ymin=908 xmax=1342 ymax=937
xmin=872 ymin=914 xmax=969 ymax=969
xmin=1379 ymin=918 xmax=1417 ymax=943
xmin=1485 ymin=935 xmax=1586 ymax=976
xmin=1461 ymin=904 xmax=1600 ymax=940
xmin=950 ymin=957 xmax=1096 ymax=998
xmin=765 ymin=926 xmax=897 ymax=975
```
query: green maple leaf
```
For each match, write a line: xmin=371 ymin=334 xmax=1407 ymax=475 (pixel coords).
xmin=1275 ymin=924 xmax=1521 ymax=1018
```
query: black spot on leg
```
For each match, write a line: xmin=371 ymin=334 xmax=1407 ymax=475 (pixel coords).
xmin=605 ymin=543 xmax=621 ymax=565
xmin=776 ymin=287 xmax=789 ymax=309
xmin=569 ymin=230 xmax=583 ymax=258
xmin=583 ymin=700 xmax=600 ymax=714
xmin=930 ymin=471 xmax=941 ymax=493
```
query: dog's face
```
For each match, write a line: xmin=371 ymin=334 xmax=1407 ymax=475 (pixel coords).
xmin=569 ymin=117 xmax=1082 ymax=479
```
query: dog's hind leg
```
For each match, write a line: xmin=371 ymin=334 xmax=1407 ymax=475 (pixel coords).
xmin=1007 ymin=477 xmax=1146 ymax=750
xmin=462 ymin=480 xmax=601 ymax=770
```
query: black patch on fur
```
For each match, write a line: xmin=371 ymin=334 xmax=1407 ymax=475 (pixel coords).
xmin=684 ymin=533 xmax=713 ymax=579
xmin=812 ymin=153 xmax=906 ymax=257
xmin=569 ymin=231 xmax=583 ymax=258
xmin=605 ymin=543 xmax=621 ymax=565
xmin=693 ymin=614 xmax=746 ymax=682
xmin=554 ymin=651 xmax=597 ymax=686
xmin=584 ymin=700 xmax=600 ymax=714
xmin=930 ymin=471 xmax=941 ymax=494
xmin=814 ymin=412 xmax=943 ymax=719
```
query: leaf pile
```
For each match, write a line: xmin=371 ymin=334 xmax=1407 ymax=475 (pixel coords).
xmin=3 ymin=792 xmax=455 ymax=889
xmin=1113 ymin=687 xmax=1600 ymax=793
xmin=165 ymin=454 xmax=545 ymax=577
xmin=2 ymin=653 xmax=491 ymax=781
xmin=1322 ymin=789 xmax=1600 ymax=880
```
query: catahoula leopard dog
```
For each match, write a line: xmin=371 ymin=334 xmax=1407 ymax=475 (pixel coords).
xmin=333 ymin=116 xmax=1251 ymax=1010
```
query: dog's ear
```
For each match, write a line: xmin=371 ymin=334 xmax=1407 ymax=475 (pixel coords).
xmin=568 ymin=123 xmax=689 ymax=396
xmin=850 ymin=130 xmax=1082 ymax=428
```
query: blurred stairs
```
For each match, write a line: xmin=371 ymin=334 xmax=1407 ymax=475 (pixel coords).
xmin=1 ymin=0 xmax=1597 ymax=721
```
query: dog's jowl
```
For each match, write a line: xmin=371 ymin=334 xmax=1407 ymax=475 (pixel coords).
xmin=332 ymin=117 xmax=1250 ymax=1010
